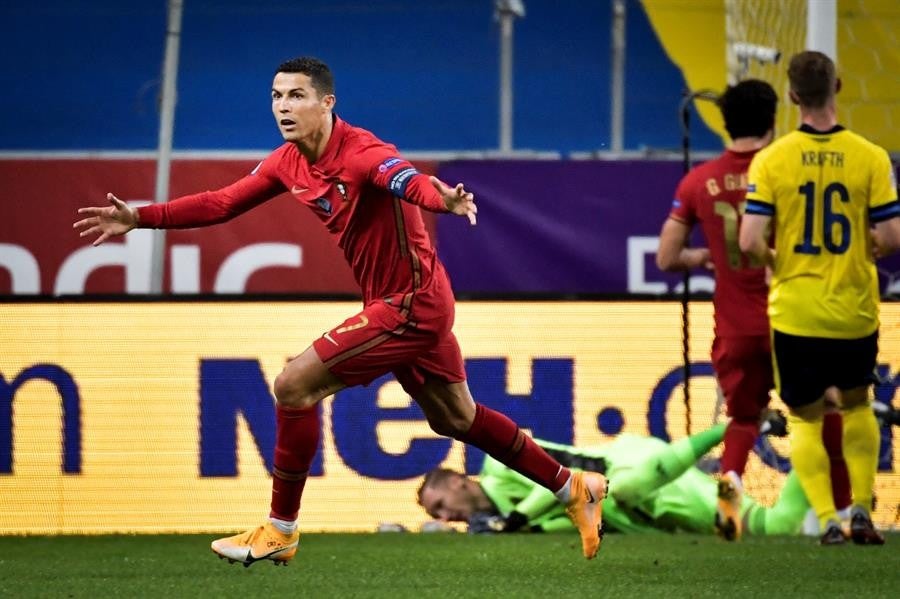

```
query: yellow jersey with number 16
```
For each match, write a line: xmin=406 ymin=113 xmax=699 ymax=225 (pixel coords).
xmin=745 ymin=125 xmax=899 ymax=339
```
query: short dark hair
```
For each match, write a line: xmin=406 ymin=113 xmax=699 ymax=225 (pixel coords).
xmin=788 ymin=50 xmax=836 ymax=109
xmin=276 ymin=56 xmax=334 ymax=97
xmin=717 ymin=79 xmax=778 ymax=139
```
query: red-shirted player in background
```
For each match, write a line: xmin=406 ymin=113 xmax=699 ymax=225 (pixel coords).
xmin=73 ymin=57 xmax=608 ymax=565
xmin=655 ymin=79 xmax=850 ymax=541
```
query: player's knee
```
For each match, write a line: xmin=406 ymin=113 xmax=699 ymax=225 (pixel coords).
xmin=414 ymin=381 xmax=476 ymax=439
xmin=426 ymin=414 xmax=469 ymax=439
xmin=273 ymin=371 xmax=318 ymax=409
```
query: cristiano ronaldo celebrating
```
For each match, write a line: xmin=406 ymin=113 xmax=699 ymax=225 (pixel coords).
xmin=73 ymin=56 xmax=608 ymax=566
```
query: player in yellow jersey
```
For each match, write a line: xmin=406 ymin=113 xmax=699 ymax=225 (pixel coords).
xmin=739 ymin=51 xmax=900 ymax=546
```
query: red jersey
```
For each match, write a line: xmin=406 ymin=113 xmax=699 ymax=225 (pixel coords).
xmin=669 ymin=149 xmax=768 ymax=337
xmin=138 ymin=116 xmax=450 ymax=307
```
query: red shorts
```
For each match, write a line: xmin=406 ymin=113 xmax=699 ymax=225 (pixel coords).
xmin=711 ymin=334 xmax=773 ymax=422
xmin=312 ymin=295 xmax=466 ymax=396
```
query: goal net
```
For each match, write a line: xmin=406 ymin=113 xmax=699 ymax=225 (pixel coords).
xmin=725 ymin=0 xmax=900 ymax=153
xmin=724 ymin=0 xmax=807 ymax=138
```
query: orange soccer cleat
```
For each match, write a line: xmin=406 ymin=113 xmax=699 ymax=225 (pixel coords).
xmin=715 ymin=476 xmax=743 ymax=541
xmin=211 ymin=522 xmax=299 ymax=567
xmin=565 ymin=471 xmax=608 ymax=559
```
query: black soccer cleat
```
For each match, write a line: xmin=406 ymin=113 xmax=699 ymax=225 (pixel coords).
xmin=850 ymin=512 xmax=885 ymax=545
xmin=819 ymin=522 xmax=847 ymax=546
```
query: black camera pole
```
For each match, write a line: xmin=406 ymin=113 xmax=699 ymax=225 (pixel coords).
xmin=677 ymin=89 xmax=718 ymax=435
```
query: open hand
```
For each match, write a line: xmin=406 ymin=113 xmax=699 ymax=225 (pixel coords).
xmin=429 ymin=176 xmax=477 ymax=226
xmin=73 ymin=193 xmax=138 ymax=246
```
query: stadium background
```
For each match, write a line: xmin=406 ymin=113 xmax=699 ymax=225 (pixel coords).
xmin=1 ymin=0 xmax=899 ymax=533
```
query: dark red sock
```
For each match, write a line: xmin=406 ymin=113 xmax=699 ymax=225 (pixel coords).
xmin=823 ymin=410 xmax=851 ymax=511
xmin=459 ymin=404 xmax=570 ymax=492
xmin=720 ymin=419 xmax=759 ymax=476
xmin=269 ymin=404 xmax=320 ymax=521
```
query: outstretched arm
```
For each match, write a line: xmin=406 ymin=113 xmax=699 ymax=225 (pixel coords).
xmin=610 ymin=426 xmax=723 ymax=506
xmin=73 ymin=161 xmax=285 ymax=245
xmin=361 ymin=145 xmax=477 ymax=225
xmin=391 ymin=172 xmax=477 ymax=225
xmin=73 ymin=193 xmax=139 ymax=246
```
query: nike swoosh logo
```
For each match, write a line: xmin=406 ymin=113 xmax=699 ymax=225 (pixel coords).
xmin=323 ymin=332 xmax=338 ymax=346
xmin=248 ymin=545 xmax=293 ymax=561
xmin=291 ymin=185 xmax=309 ymax=195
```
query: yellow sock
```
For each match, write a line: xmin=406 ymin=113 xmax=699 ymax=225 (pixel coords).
xmin=842 ymin=403 xmax=879 ymax=513
xmin=788 ymin=414 xmax=836 ymax=529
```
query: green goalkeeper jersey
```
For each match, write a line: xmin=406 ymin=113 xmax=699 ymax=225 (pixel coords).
xmin=479 ymin=436 xmax=721 ymax=534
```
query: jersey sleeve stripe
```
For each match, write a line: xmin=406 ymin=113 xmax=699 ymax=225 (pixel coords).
xmin=869 ymin=200 xmax=900 ymax=223
xmin=745 ymin=200 xmax=774 ymax=216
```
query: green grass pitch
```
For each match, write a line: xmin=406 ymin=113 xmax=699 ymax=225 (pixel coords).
xmin=1 ymin=532 xmax=897 ymax=598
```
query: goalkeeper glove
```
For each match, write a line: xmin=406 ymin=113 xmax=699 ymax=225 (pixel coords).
xmin=468 ymin=512 xmax=505 ymax=534
xmin=502 ymin=510 xmax=529 ymax=532
xmin=468 ymin=510 xmax=532 ymax=533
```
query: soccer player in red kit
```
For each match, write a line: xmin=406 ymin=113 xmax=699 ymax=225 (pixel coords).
xmin=73 ymin=57 xmax=607 ymax=564
xmin=656 ymin=80 xmax=777 ymax=540
xmin=656 ymin=79 xmax=851 ymax=541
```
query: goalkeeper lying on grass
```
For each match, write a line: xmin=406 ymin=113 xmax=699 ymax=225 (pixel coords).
xmin=417 ymin=419 xmax=811 ymax=536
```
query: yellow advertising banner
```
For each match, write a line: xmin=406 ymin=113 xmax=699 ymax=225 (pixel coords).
xmin=1 ymin=302 xmax=898 ymax=534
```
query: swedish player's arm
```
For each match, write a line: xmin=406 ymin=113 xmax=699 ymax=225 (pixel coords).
xmin=656 ymin=217 xmax=712 ymax=271
xmin=867 ymin=150 xmax=900 ymax=257
xmin=872 ymin=215 xmax=900 ymax=258
xmin=742 ymin=152 xmax=775 ymax=265
xmin=739 ymin=212 xmax=775 ymax=267
xmin=869 ymin=148 xmax=900 ymax=258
